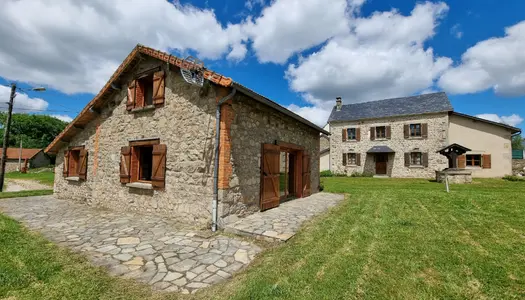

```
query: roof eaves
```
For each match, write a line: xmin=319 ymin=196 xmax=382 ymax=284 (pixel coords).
xmin=328 ymin=110 xmax=452 ymax=124
xmin=451 ymin=112 xmax=521 ymax=134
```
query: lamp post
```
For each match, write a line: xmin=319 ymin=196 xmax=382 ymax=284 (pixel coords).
xmin=0 ymin=83 xmax=46 ymax=191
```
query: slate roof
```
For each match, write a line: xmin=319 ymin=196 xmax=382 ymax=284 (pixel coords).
xmin=328 ymin=92 xmax=453 ymax=123
xmin=367 ymin=146 xmax=395 ymax=153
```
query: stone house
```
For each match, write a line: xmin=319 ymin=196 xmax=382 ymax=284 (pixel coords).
xmin=328 ymin=93 xmax=521 ymax=178
xmin=45 ymin=45 xmax=327 ymax=229
xmin=1 ymin=148 xmax=50 ymax=172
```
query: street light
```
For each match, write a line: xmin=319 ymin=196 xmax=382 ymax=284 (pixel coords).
xmin=0 ymin=83 xmax=46 ymax=191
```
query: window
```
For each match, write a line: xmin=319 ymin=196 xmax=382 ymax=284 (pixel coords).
xmin=410 ymin=152 xmax=422 ymax=165
xmin=68 ymin=149 xmax=81 ymax=176
xmin=348 ymin=153 xmax=357 ymax=165
xmin=138 ymin=74 xmax=154 ymax=107
xmin=409 ymin=124 xmax=422 ymax=137
xmin=127 ymin=69 xmax=165 ymax=111
xmin=120 ymin=139 xmax=167 ymax=189
xmin=376 ymin=126 xmax=386 ymax=139
xmin=466 ymin=154 xmax=482 ymax=167
xmin=63 ymin=146 xmax=88 ymax=180
xmin=347 ymin=128 xmax=357 ymax=140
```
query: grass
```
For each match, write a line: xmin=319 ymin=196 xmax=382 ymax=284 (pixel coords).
xmin=1 ymin=177 xmax=525 ymax=299
xmin=0 ymin=189 xmax=53 ymax=199
xmin=5 ymin=167 xmax=55 ymax=187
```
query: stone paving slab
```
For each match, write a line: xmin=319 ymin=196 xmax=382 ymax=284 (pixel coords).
xmin=224 ymin=192 xmax=344 ymax=242
xmin=0 ymin=196 xmax=261 ymax=294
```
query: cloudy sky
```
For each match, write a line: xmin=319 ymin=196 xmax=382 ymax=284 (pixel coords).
xmin=0 ymin=0 xmax=524 ymax=128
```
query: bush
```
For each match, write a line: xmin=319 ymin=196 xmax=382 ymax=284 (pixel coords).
xmin=350 ymin=171 xmax=374 ymax=177
xmin=320 ymin=170 xmax=347 ymax=177
xmin=503 ymin=175 xmax=525 ymax=182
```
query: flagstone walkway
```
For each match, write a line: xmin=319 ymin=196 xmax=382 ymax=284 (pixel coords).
xmin=225 ymin=192 xmax=344 ymax=241
xmin=0 ymin=196 xmax=261 ymax=294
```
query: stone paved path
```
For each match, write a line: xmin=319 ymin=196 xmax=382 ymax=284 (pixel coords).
xmin=0 ymin=196 xmax=261 ymax=294
xmin=225 ymin=192 xmax=344 ymax=241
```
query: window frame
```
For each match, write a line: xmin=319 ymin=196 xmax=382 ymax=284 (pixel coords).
xmin=67 ymin=146 xmax=84 ymax=177
xmin=410 ymin=152 xmax=422 ymax=166
xmin=375 ymin=126 xmax=386 ymax=139
xmin=466 ymin=154 xmax=482 ymax=167
xmin=129 ymin=139 xmax=160 ymax=183
xmin=347 ymin=128 xmax=357 ymax=140
xmin=409 ymin=123 xmax=422 ymax=137
xmin=347 ymin=153 xmax=357 ymax=165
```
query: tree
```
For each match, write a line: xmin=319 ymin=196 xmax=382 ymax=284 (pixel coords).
xmin=512 ymin=134 xmax=524 ymax=150
xmin=0 ymin=113 xmax=68 ymax=149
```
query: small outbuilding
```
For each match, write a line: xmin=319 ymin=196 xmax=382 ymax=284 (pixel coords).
xmin=1 ymin=148 xmax=50 ymax=172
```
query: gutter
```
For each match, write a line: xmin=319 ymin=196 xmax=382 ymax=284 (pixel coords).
xmin=212 ymin=88 xmax=237 ymax=232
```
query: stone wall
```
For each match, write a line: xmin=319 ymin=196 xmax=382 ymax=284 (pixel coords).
xmin=54 ymin=57 xmax=218 ymax=226
xmin=513 ymin=159 xmax=525 ymax=176
xmin=4 ymin=160 xmax=20 ymax=172
xmin=330 ymin=113 xmax=449 ymax=178
xmin=218 ymin=93 xmax=321 ymax=224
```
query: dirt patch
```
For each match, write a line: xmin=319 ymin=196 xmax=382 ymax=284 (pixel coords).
xmin=5 ymin=179 xmax=51 ymax=192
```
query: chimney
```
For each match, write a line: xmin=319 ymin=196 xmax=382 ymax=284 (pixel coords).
xmin=336 ymin=97 xmax=342 ymax=111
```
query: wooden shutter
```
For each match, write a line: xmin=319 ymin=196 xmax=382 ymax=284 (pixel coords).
xmin=120 ymin=146 xmax=131 ymax=183
xmin=127 ymin=80 xmax=136 ymax=111
xmin=404 ymin=125 xmax=409 ymax=139
xmin=342 ymin=128 xmax=347 ymax=142
xmin=135 ymin=80 xmax=145 ymax=108
xmin=302 ymin=154 xmax=311 ymax=197
xmin=152 ymin=144 xmax=167 ymax=189
xmin=356 ymin=153 xmax=361 ymax=166
xmin=458 ymin=155 xmax=466 ymax=169
xmin=78 ymin=149 xmax=88 ymax=180
xmin=356 ymin=128 xmax=361 ymax=141
xmin=62 ymin=150 xmax=69 ymax=177
xmin=482 ymin=154 xmax=491 ymax=169
xmin=404 ymin=153 xmax=410 ymax=167
xmin=260 ymin=144 xmax=280 ymax=211
xmin=422 ymin=152 xmax=429 ymax=168
xmin=422 ymin=123 xmax=428 ymax=139
xmin=386 ymin=126 xmax=391 ymax=139
xmin=153 ymin=70 xmax=166 ymax=106
xmin=370 ymin=127 xmax=375 ymax=140
xmin=342 ymin=153 xmax=347 ymax=166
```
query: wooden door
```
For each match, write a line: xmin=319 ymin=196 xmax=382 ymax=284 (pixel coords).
xmin=260 ymin=144 xmax=280 ymax=211
xmin=302 ymin=154 xmax=311 ymax=197
xmin=375 ymin=154 xmax=387 ymax=175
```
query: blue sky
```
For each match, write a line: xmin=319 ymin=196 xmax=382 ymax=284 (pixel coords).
xmin=0 ymin=0 xmax=524 ymax=129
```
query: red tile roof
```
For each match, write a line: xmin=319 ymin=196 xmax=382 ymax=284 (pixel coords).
xmin=2 ymin=148 xmax=42 ymax=160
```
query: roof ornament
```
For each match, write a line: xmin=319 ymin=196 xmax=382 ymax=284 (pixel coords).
xmin=180 ymin=56 xmax=204 ymax=87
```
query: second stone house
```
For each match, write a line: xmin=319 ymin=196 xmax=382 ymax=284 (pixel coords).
xmin=328 ymin=93 xmax=520 ymax=178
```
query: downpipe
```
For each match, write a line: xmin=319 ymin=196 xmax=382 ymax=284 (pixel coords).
xmin=212 ymin=88 xmax=237 ymax=232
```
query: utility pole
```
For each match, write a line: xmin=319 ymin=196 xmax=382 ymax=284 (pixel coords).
xmin=0 ymin=83 xmax=16 ymax=191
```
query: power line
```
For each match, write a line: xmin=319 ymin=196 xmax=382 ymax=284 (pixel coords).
xmin=0 ymin=106 xmax=78 ymax=113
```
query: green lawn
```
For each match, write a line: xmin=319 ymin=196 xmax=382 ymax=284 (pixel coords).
xmin=0 ymin=189 xmax=53 ymax=199
xmin=1 ymin=177 xmax=525 ymax=299
xmin=5 ymin=168 xmax=55 ymax=187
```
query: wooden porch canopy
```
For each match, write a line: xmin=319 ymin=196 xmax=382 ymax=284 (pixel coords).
xmin=437 ymin=143 xmax=471 ymax=169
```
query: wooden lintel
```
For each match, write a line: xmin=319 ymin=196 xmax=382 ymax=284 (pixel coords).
xmin=276 ymin=141 xmax=304 ymax=151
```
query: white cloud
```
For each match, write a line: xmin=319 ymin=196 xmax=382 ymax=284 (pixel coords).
xmin=439 ymin=20 xmax=525 ymax=96
xmin=50 ymin=114 xmax=74 ymax=122
xmin=0 ymin=85 xmax=48 ymax=113
xmin=0 ymin=0 xmax=246 ymax=94
xmin=476 ymin=114 xmax=523 ymax=127
xmin=245 ymin=0 xmax=265 ymax=11
xmin=286 ymin=1 xmax=451 ymax=125
xmin=242 ymin=0 xmax=353 ymax=63
xmin=450 ymin=24 xmax=463 ymax=39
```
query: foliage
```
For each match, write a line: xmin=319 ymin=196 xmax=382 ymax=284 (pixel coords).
xmin=0 ymin=189 xmax=53 ymax=199
xmin=512 ymin=134 xmax=524 ymax=150
xmin=349 ymin=171 xmax=374 ymax=177
xmin=5 ymin=169 xmax=55 ymax=187
xmin=503 ymin=175 xmax=525 ymax=182
xmin=320 ymin=170 xmax=346 ymax=177
xmin=0 ymin=112 xmax=68 ymax=149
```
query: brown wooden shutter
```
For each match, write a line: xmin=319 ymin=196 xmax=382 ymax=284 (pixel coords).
xmin=370 ymin=127 xmax=375 ymax=140
xmin=386 ymin=126 xmax=391 ymax=139
xmin=302 ymin=154 xmax=311 ymax=197
xmin=153 ymin=70 xmax=166 ymax=106
xmin=342 ymin=128 xmax=347 ymax=142
xmin=404 ymin=153 xmax=410 ymax=167
xmin=404 ymin=125 xmax=409 ymax=139
xmin=356 ymin=153 xmax=361 ymax=166
xmin=482 ymin=154 xmax=491 ymax=169
xmin=458 ymin=155 xmax=466 ymax=168
xmin=120 ymin=146 xmax=131 ymax=183
xmin=422 ymin=152 xmax=429 ymax=168
xmin=356 ymin=128 xmax=361 ymax=141
xmin=127 ymin=80 xmax=136 ymax=111
xmin=261 ymin=143 xmax=280 ymax=211
xmin=152 ymin=144 xmax=167 ymax=189
xmin=342 ymin=153 xmax=347 ymax=166
xmin=62 ymin=150 xmax=69 ymax=177
xmin=78 ymin=149 xmax=88 ymax=180
xmin=422 ymin=123 xmax=428 ymax=139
